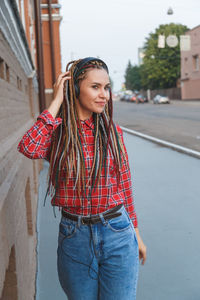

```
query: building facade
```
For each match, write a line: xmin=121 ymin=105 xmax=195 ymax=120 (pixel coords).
xmin=181 ymin=25 xmax=200 ymax=100
xmin=0 ymin=1 xmax=61 ymax=299
xmin=41 ymin=0 xmax=62 ymax=106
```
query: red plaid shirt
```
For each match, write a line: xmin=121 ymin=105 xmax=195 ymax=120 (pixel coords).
xmin=18 ymin=110 xmax=138 ymax=227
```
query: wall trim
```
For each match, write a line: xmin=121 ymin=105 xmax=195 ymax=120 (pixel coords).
xmin=45 ymin=89 xmax=53 ymax=94
xmin=41 ymin=4 xmax=61 ymax=9
xmin=41 ymin=14 xmax=62 ymax=21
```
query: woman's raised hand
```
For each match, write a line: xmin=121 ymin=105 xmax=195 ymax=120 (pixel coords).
xmin=53 ymin=71 xmax=71 ymax=104
xmin=47 ymin=72 xmax=71 ymax=118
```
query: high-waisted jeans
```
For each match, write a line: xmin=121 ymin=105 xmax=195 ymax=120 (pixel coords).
xmin=57 ymin=205 xmax=139 ymax=300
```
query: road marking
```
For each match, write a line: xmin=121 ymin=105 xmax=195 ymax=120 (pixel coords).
xmin=121 ymin=126 xmax=200 ymax=159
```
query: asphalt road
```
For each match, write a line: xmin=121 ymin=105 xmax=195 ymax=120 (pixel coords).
xmin=113 ymin=100 xmax=200 ymax=152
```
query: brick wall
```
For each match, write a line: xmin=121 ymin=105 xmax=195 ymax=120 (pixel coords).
xmin=41 ymin=1 xmax=62 ymax=107
xmin=181 ymin=26 xmax=200 ymax=100
xmin=0 ymin=29 xmax=40 ymax=300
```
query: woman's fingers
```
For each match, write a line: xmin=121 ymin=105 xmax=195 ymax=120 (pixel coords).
xmin=54 ymin=71 xmax=71 ymax=87
xmin=60 ymin=76 xmax=71 ymax=87
xmin=139 ymin=245 xmax=147 ymax=265
xmin=58 ymin=71 xmax=70 ymax=78
xmin=53 ymin=72 xmax=71 ymax=103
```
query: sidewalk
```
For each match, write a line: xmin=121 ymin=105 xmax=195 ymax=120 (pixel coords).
xmin=36 ymin=133 xmax=200 ymax=300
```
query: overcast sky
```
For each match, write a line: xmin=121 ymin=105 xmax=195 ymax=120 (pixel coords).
xmin=59 ymin=0 xmax=200 ymax=91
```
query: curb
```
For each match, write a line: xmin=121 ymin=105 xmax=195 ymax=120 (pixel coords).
xmin=121 ymin=126 xmax=200 ymax=160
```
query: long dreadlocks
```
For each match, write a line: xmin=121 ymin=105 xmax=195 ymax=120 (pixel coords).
xmin=45 ymin=57 xmax=126 ymax=206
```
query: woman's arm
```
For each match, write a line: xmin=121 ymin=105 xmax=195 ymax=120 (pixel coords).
xmin=17 ymin=110 xmax=62 ymax=159
xmin=116 ymin=125 xmax=138 ymax=227
xmin=135 ymin=227 xmax=147 ymax=265
xmin=17 ymin=72 xmax=71 ymax=159
xmin=117 ymin=125 xmax=147 ymax=265
xmin=47 ymin=71 xmax=71 ymax=118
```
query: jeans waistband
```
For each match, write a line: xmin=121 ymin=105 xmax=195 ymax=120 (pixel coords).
xmin=61 ymin=204 xmax=123 ymax=225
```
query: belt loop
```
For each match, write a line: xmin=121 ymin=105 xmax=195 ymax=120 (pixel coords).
xmin=77 ymin=215 xmax=81 ymax=228
xmin=99 ymin=213 xmax=107 ymax=226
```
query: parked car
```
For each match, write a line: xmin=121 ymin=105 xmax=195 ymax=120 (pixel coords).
xmin=130 ymin=93 xmax=137 ymax=102
xmin=153 ymin=95 xmax=170 ymax=104
xmin=136 ymin=94 xmax=148 ymax=103
xmin=120 ymin=90 xmax=133 ymax=102
xmin=120 ymin=94 xmax=131 ymax=102
xmin=124 ymin=94 xmax=132 ymax=102
xmin=120 ymin=93 xmax=126 ymax=101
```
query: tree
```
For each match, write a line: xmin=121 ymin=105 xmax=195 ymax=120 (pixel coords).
xmin=125 ymin=61 xmax=142 ymax=91
xmin=141 ymin=23 xmax=189 ymax=89
xmin=109 ymin=76 xmax=114 ymax=90
xmin=124 ymin=60 xmax=133 ymax=90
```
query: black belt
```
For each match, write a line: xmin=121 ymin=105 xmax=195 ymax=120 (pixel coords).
xmin=62 ymin=204 xmax=123 ymax=225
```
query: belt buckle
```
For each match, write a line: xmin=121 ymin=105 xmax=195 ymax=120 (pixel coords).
xmin=81 ymin=217 xmax=86 ymax=225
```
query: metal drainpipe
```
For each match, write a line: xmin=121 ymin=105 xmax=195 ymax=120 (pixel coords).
xmin=47 ymin=0 xmax=56 ymax=86
xmin=34 ymin=0 xmax=46 ymax=112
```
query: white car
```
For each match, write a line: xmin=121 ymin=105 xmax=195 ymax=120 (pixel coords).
xmin=153 ymin=95 xmax=170 ymax=104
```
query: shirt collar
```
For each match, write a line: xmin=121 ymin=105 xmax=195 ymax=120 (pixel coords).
xmin=79 ymin=114 xmax=94 ymax=130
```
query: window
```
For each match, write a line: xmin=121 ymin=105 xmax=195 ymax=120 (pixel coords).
xmin=192 ymin=55 xmax=199 ymax=71
xmin=184 ymin=57 xmax=189 ymax=77
xmin=0 ymin=57 xmax=4 ymax=79
xmin=5 ymin=64 xmax=10 ymax=82
xmin=25 ymin=84 xmax=28 ymax=94
xmin=17 ymin=76 xmax=22 ymax=91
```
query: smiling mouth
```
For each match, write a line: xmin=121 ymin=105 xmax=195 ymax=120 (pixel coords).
xmin=96 ymin=102 xmax=106 ymax=105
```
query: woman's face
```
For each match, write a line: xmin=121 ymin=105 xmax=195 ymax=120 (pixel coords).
xmin=76 ymin=68 xmax=111 ymax=120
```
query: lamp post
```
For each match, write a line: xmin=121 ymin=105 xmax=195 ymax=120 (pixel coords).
xmin=167 ymin=7 xmax=173 ymax=15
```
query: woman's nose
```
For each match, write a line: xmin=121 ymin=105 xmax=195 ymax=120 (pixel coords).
xmin=99 ymin=88 xmax=108 ymax=98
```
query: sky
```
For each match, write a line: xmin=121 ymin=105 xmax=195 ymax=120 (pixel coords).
xmin=59 ymin=0 xmax=200 ymax=91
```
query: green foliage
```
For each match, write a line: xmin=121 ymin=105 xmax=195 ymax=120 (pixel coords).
xmin=142 ymin=23 xmax=189 ymax=89
xmin=125 ymin=23 xmax=189 ymax=91
xmin=109 ymin=76 xmax=114 ymax=90
xmin=125 ymin=61 xmax=142 ymax=91
xmin=124 ymin=60 xmax=133 ymax=90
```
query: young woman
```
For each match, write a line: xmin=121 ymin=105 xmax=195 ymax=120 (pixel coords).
xmin=18 ymin=57 xmax=146 ymax=300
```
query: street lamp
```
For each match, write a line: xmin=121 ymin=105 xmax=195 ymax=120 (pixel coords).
xmin=167 ymin=7 xmax=173 ymax=15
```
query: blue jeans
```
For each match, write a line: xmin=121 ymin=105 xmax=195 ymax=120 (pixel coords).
xmin=57 ymin=205 xmax=139 ymax=300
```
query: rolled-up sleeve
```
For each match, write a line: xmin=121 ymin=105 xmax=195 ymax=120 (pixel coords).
xmin=117 ymin=125 xmax=138 ymax=228
xmin=17 ymin=110 xmax=62 ymax=160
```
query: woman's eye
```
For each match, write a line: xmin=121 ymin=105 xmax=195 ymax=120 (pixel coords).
xmin=92 ymin=85 xmax=98 ymax=89
xmin=105 ymin=86 xmax=110 ymax=90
